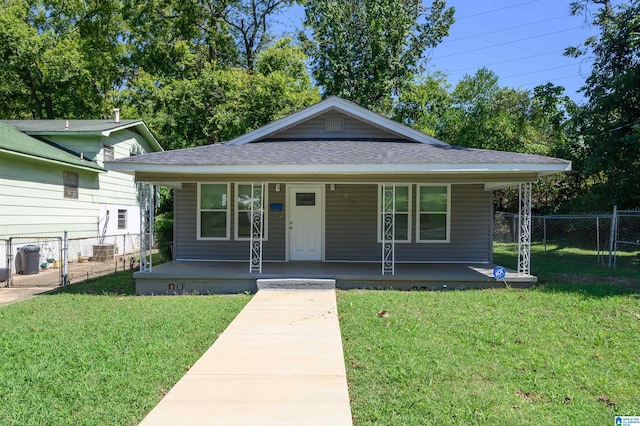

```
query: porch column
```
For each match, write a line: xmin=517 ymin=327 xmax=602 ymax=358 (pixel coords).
xmin=518 ymin=182 xmax=533 ymax=276
xmin=381 ymin=183 xmax=395 ymax=275
xmin=249 ymin=182 xmax=264 ymax=273
xmin=138 ymin=183 xmax=154 ymax=272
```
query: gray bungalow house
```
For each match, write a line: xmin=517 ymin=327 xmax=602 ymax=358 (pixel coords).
xmin=106 ymin=97 xmax=571 ymax=294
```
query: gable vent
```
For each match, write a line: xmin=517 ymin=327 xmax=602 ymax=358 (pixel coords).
xmin=325 ymin=117 xmax=344 ymax=133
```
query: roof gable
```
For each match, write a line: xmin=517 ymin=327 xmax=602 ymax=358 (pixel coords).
xmin=224 ymin=96 xmax=449 ymax=146
xmin=0 ymin=123 xmax=104 ymax=172
xmin=0 ymin=119 xmax=163 ymax=152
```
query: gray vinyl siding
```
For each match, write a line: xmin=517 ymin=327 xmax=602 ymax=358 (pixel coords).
xmin=325 ymin=185 xmax=378 ymax=260
xmin=175 ymin=182 xmax=491 ymax=263
xmin=174 ymin=183 xmax=285 ymax=261
xmin=324 ymin=184 xmax=491 ymax=262
xmin=268 ymin=112 xmax=410 ymax=141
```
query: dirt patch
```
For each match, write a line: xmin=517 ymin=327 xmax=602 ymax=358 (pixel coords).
xmin=553 ymin=273 xmax=640 ymax=288
xmin=515 ymin=391 xmax=551 ymax=403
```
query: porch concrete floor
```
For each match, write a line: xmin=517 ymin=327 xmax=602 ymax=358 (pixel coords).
xmin=139 ymin=287 xmax=352 ymax=425
xmin=137 ymin=261 xmax=535 ymax=285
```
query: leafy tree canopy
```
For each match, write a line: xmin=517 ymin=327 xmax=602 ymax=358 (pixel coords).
xmin=301 ymin=0 xmax=454 ymax=114
xmin=565 ymin=0 xmax=640 ymax=209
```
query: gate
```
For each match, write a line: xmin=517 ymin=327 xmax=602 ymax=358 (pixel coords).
xmin=2 ymin=237 xmax=64 ymax=287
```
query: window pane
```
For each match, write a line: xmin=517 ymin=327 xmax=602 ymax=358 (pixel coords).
xmin=237 ymin=212 xmax=251 ymax=238
xmin=420 ymin=213 xmax=447 ymax=240
xmin=395 ymin=186 xmax=409 ymax=212
xmin=201 ymin=211 xmax=227 ymax=238
xmin=117 ymin=209 xmax=127 ymax=229
xmin=296 ymin=193 xmax=316 ymax=206
xmin=238 ymin=212 xmax=266 ymax=238
xmin=420 ymin=186 xmax=447 ymax=212
xmin=237 ymin=185 xmax=252 ymax=210
xmin=201 ymin=184 xmax=227 ymax=209
xmin=395 ymin=214 xmax=408 ymax=240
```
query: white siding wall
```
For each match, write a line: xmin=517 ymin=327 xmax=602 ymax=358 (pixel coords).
xmin=1 ymin=127 xmax=159 ymax=240
xmin=0 ymin=156 xmax=100 ymax=239
xmin=94 ymin=130 xmax=155 ymax=206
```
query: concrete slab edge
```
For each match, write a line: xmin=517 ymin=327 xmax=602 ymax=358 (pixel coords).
xmin=257 ymin=278 xmax=336 ymax=290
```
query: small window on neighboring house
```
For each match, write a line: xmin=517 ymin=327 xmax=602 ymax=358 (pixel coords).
xmin=117 ymin=209 xmax=127 ymax=230
xmin=103 ymin=144 xmax=114 ymax=161
xmin=63 ymin=171 xmax=78 ymax=199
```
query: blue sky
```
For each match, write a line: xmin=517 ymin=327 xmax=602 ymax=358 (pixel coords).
xmin=274 ymin=0 xmax=621 ymax=103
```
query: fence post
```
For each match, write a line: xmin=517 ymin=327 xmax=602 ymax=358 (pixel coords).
xmin=543 ymin=217 xmax=547 ymax=253
xmin=8 ymin=238 xmax=13 ymax=287
xmin=596 ymin=217 xmax=601 ymax=263
xmin=608 ymin=205 xmax=617 ymax=269
xmin=63 ymin=231 xmax=68 ymax=286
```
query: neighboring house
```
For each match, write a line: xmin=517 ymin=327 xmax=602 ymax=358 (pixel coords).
xmin=107 ymin=97 xmax=571 ymax=294
xmin=0 ymin=117 xmax=162 ymax=257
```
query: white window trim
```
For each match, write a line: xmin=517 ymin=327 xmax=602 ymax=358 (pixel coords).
xmin=234 ymin=183 xmax=269 ymax=241
xmin=376 ymin=183 xmax=412 ymax=244
xmin=197 ymin=183 xmax=230 ymax=241
xmin=416 ymin=184 xmax=451 ymax=243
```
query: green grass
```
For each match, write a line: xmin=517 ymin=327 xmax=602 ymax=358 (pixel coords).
xmin=338 ymin=288 xmax=640 ymax=425
xmin=0 ymin=269 xmax=250 ymax=425
xmin=1 ymin=245 xmax=638 ymax=425
xmin=339 ymin=245 xmax=640 ymax=425
xmin=494 ymin=242 xmax=640 ymax=285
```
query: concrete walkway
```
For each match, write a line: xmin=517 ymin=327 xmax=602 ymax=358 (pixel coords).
xmin=0 ymin=287 xmax=56 ymax=307
xmin=139 ymin=281 xmax=353 ymax=425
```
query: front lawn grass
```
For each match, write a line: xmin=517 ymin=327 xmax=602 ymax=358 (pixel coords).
xmin=339 ymin=243 xmax=640 ymax=426
xmin=0 ymin=269 xmax=250 ymax=425
xmin=339 ymin=288 xmax=640 ymax=425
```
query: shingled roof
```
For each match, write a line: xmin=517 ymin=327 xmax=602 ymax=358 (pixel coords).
xmin=105 ymin=97 xmax=571 ymax=179
xmin=112 ymin=140 xmax=568 ymax=166
xmin=0 ymin=122 xmax=104 ymax=172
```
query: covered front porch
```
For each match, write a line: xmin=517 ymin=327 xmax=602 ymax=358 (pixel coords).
xmin=134 ymin=261 xmax=536 ymax=294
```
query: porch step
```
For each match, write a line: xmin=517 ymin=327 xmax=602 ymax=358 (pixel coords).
xmin=256 ymin=278 xmax=336 ymax=290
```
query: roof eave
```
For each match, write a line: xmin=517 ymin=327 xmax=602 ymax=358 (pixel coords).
xmin=105 ymin=161 xmax=571 ymax=176
xmin=23 ymin=121 xmax=163 ymax=152
xmin=0 ymin=148 xmax=105 ymax=173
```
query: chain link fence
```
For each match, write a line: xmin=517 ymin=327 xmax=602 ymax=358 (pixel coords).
xmin=495 ymin=210 xmax=639 ymax=269
xmin=1 ymin=233 xmax=142 ymax=288
xmin=613 ymin=209 xmax=640 ymax=269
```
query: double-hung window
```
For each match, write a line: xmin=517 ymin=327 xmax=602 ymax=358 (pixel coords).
xmin=63 ymin=171 xmax=79 ymax=199
xmin=117 ymin=209 xmax=127 ymax=230
xmin=416 ymin=184 xmax=450 ymax=243
xmin=198 ymin=183 xmax=229 ymax=239
xmin=235 ymin=183 xmax=268 ymax=240
xmin=378 ymin=184 xmax=411 ymax=243
xmin=103 ymin=144 xmax=114 ymax=162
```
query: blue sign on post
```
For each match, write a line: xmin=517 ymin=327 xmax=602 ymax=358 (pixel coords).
xmin=493 ymin=266 xmax=506 ymax=280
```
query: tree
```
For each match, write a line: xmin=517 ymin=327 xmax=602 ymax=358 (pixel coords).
xmin=392 ymin=73 xmax=452 ymax=136
xmin=123 ymin=38 xmax=319 ymax=149
xmin=223 ymin=0 xmax=297 ymax=70
xmin=0 ymin=0 xmax=123 ymax=118
xmin=301 ymin=0 xmax=454 ymax=114
xmin=566 ymin=0 xmax=640 ymax=209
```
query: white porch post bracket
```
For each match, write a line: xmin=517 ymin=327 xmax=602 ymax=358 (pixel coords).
xmin=249 ymin=182 xmax=265 ymax=273
xmin=382 ymin=183 xmax=395 ymax=275
xmin=517 ymin=182 xmax=533 ymax=276
xmin=138 ymin=183 xmax=153 ymax=272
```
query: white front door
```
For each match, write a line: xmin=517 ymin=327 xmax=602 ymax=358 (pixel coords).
xmin=288 ymin=185 xmax=323 ymax=261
